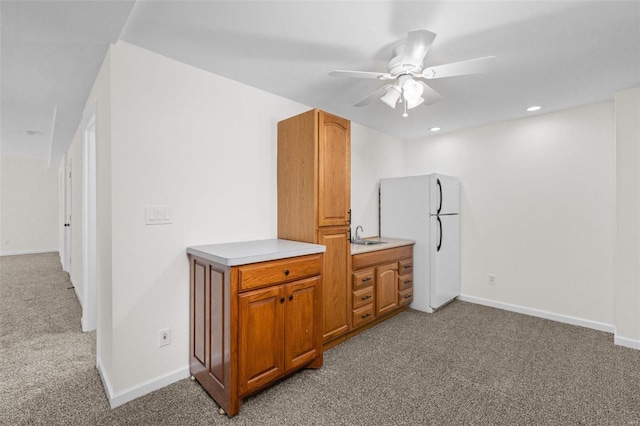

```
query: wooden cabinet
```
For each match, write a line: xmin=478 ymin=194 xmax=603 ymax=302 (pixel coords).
xmin=317 ymin=112 xmax=351 ymax=227
xmin=350 ymin=245 xmax=414 ymax=334
xmin=278 ymin=109 xmax=351 ymax=344
xmin=376 ymin=263 xmax=398 ymax=316
xmin=238 ymin=286 xmax=284 ymax=395
xmin=238 ymin=276 xmax=320 ymax=396
xmin=317 ymin=226 xmax=350 ymax=341
xmin=189 ymin=252 xmax=323 ymax=417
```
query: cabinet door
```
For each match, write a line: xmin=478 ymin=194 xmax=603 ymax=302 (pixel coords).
xmin=318 ymin=111 xmax=350 ymax=227
xmin=376 ymin=262 xmax=398 ymax=316
xmin=284 ymin=276 xmax=321 ymax=371
xmin=238 ymin=286 xmax=284 ymax=396
xmin=317 ymin=226 xmax=350 ymax=342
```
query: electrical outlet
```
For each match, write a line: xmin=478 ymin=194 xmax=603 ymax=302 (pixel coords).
xmin=488 ymin=274 xmax=496 ymax=286
xmin=158 ymin=328 xmax=171 ymax=347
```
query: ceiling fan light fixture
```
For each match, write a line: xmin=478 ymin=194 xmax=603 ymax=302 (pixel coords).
xmin=402 ymin=78 xmax=423 ymax=103
xmin=380 ymin=86 xmax=401 ymax=108
xmin=406 ymin=96 xmax=425 ymax=109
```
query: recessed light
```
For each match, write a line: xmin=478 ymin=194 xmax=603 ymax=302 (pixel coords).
xmin=430 ymin=127 xmax=441 ymax=132
xmin=526 ymin=106 xmax=542 ymax=112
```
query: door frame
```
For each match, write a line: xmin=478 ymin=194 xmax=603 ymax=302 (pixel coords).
xmin=81 ymin=106 xmax=97 ymax=331
xmin=64 ymin=156 xmax=72 ymax=273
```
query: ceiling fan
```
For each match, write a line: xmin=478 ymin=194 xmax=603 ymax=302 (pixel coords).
xmin=329 ymin=29 xmax=496 ymax=117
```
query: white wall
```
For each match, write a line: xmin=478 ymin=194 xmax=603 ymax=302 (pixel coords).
xmin=615 ymin=86 xmax=640 ymax=347
xmin=106 ymin=41 xmax=311 ymax=397
xmin=350 ymin=125 xmax=405 ymax=238
xmin=404 ymin=102 xmax=616 ymax=327
xmin=0 ymin=156 xmax=59 ymax=255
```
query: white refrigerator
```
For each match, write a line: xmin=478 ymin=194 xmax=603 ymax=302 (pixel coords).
xmin=380 ymin=174 xmax=460 ymax=313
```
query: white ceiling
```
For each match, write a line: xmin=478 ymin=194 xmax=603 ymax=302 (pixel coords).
xmin=2 ymin=1 xmax=639 ymax=167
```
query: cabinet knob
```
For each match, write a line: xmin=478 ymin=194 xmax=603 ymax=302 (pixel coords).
xmin=280 ymin=297 xmax=285 ymax=303
xmin=288 ymin=295 xmax=293 ymax=301
xmin=284 ymin=269 xmax=290 ymax=276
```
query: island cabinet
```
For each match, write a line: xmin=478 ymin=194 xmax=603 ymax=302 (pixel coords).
xmin=350 ymin=245 xmax=414 ymax=333
xmin=277 ymin=109 xmax=351 ymax=345
xmin=187 ymin=240 xmax=324 ymax=417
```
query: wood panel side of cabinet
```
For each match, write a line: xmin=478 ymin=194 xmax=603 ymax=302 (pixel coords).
xmin=277 ymin=110 xmax=318 ymax=243
xmin=317 ymin=226 xmax=350 ymax=342
xmin=189 ymin=256 xmax=237 ymax=416
xmin=318 ymin=111 xmax=351 ymax=227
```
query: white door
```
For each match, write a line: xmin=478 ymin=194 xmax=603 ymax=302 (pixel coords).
xmin=430 ymin=214 xmax=460 ymax=309
xmin=64 ymin=159 xmax=72 ymax=272
xmin=430 ymin=174 xmax=460 ymax=215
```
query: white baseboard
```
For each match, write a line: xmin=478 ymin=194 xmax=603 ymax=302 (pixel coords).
xmin=0 ymin=248 xmax=58 ymax=256
xmin=97 ymin=357 xmax=189 ymax=409
xmin=457 ymin=294 xmax=616 ymax=334
xmin=614 ymin=335 xmax=640 ymax=350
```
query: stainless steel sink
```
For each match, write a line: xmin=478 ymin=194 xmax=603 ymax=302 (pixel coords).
xmin=352 ymin=240 xmax=387 ymax=246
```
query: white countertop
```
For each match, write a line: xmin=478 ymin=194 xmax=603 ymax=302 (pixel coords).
xmin=187 ymin=239 xmax=326 ymax=266
xmin=350 ymin=237 xmax=415 ymax=255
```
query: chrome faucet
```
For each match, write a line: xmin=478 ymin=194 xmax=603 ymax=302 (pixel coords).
xmin=354 ymin=226 xmax=363 ymax=242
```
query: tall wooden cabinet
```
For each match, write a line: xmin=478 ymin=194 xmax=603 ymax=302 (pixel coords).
xmin=278 ymin=109 xmax=351 ymax=344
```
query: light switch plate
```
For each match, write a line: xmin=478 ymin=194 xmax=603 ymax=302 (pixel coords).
xmin=145 ymin=206 xmax=173 ymax=225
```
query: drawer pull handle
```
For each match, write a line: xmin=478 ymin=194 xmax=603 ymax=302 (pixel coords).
xmin=403 ymin=265 xmax=412 ymax=269
xmin=288 ymin=295 xmax=293 ymax=301
xmin=361 ymin=295 xmax=372 ymax=301
xmin=404 ymin=280 xmax=412 ymax=285
xmin=404 ymin=294 xmax=412 ymax=299
xmin=284 ymin=269 xmax=290 ymax=276
xmin=362 ymin=277 xmax=372 ymax=282
xmin=280 ymin=297 xmax=285 ymax=303
xmin=361 ymin=313 xmax=371 ymax=319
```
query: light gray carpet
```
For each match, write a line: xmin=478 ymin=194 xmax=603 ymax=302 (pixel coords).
xmin=1 ymin=252 xmax=639 ymax=425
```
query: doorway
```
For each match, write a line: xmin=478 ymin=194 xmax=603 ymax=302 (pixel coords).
xmin=82 ymin=110 xmax=97 ymax=331
xmin=64 ymin=159 xmax=72 ymax=273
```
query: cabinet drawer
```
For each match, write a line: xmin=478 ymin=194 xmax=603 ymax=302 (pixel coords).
xmin=352 ymin=286 xmax=374 ymax=310
xmin=398 ymin=288 xmax=413 ymax=307
xmin=397 ymin=273 xmax=413 ymax=292
xmin=239 ymin=254 xmax=321 ymax=292
xmin=352 ymin=268 xmax=374 ymax=291
xmin=352 ymin=304 xmax=374 ymax=328
xmin=398 ymin=258 xmax=413 ymax=275
xmin=352 ymin=245 xmax=413 ymax=270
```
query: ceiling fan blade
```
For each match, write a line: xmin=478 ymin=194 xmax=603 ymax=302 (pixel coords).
xmin=401 ymin=29 xmax=437 ymax=69
xmin=421 ymin=56 xmax=497 ymax=79
xmin=329 ymin=70 xmax=393 ymax=80
xmin=354 ymin=85 xmax=392 ymax=107
xmin=418 ymin=81 xmax=443 ymax=105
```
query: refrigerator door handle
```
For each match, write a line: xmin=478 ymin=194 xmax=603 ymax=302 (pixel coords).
xmin=437 ymin=178 xmax=443 ymax=214
xmin=437 ymin=216 xmax=443 ymax=252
